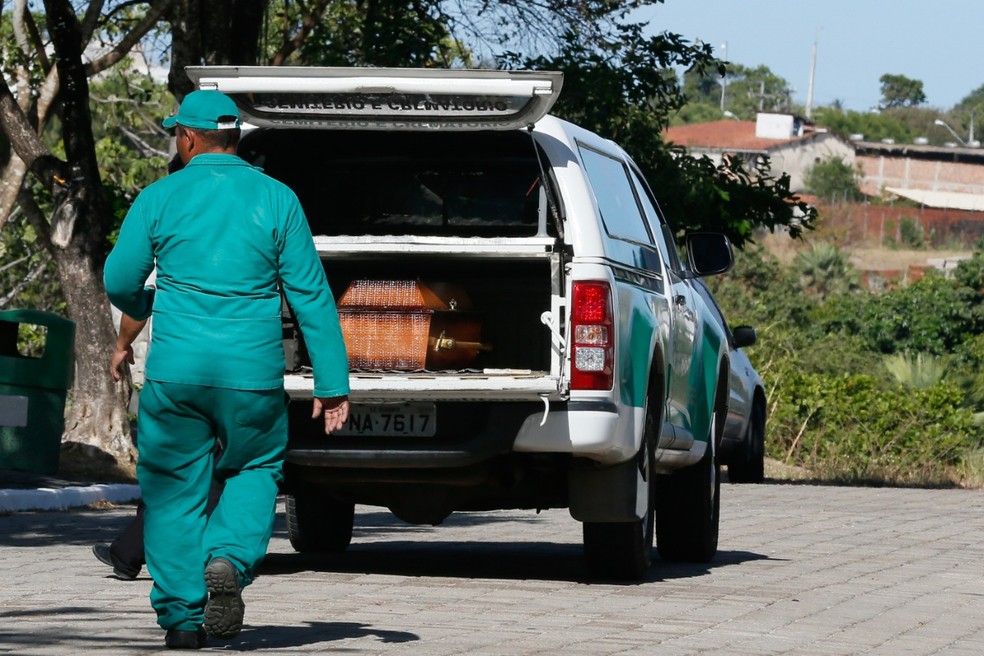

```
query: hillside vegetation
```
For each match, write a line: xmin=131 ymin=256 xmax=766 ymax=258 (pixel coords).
xmin=709 ymin=234 xmax=984 ymax=488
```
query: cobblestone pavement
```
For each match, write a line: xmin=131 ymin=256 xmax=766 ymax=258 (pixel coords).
xmin=1 ymin=484 xmax=983 ymax=655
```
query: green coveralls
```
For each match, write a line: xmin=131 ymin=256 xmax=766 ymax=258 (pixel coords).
xmin=104 ymin=153 xmax=349 ymax=632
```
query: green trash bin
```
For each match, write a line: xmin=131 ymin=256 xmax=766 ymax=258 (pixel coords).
xmin=0 ymin=309 xmax=75 ymax=474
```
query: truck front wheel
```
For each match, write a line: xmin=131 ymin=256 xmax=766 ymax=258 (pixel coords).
xmin=728 ymin=401 xmax=765 ymax=484
xmin=285 ymin=493 xmax=355 ymax=553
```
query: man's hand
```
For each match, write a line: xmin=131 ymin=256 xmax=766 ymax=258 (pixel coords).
xmin=110 ymin=345 xmax=135 ymax=382
xmin=312 ymin=395 xmax=350 ymax=435
xmin=110 ymin=313 xmax=148 ymax=382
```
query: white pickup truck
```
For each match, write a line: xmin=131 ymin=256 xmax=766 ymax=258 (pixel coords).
xmin=188 ymin=66 xmax=735 ymax=580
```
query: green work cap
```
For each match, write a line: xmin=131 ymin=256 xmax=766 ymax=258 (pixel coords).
xmin=162 ymin=90 xmax=241 ymax=130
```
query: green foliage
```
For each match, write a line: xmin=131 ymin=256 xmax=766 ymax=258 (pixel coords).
xmin=286 ymin=1 xmax=464 ymax=67
xmin=791 ymin=241 xmax=861 ymax=299
xmin=952 ymin=245 xmax=984 ymax=293
xmin=769 ymin=373 xmax=978 ymax=485
xmin=950 ymin=85 xmax=984 ymax=146
xmin=952 ymin=333 xmax=984 ymax=411
xmin=836 ymin=272 xmax=980 ymax=355
xmin=879 ymin=73 xmax=927 ymax=109
xmin=652 ymin=148 xmax=817 ymax=247
xmin=669 ymin=101 xmax=729 ymax=126
xmin=0 ymin=211 xmax=64 ymax=313
xmin=709 ymin=240 xmax=984 ymax=486
xmin=811 ymin=106 xmax=917 ymax=143
xmin=682 ymin=62 xmax=793 ymax=118
xmin=506 ymin=27 xmax=815 ymax=246
xmin=2 ymin=66 xmax=170 ymax=311
xmin=89 ymin=71 xmax=172 ymax=183
xmin=804 ymin=157 xmax=864 ymax=204
xmin=896 ymin=216 xmax=926 ymax=249
xmin=883 ymin=352 xmax=948 ymax=389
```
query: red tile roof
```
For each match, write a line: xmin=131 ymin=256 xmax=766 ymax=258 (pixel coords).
xmin=665 ymin=120 xmax=813 ymax=152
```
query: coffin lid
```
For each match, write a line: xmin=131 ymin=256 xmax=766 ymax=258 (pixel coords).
xmin=185 ymin=66 xmax=563 ymax=131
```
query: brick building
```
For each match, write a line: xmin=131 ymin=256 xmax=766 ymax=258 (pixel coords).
xmin=854 ymin=141 xmax=984 ymax=211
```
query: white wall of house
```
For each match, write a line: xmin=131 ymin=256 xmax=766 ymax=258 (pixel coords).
xmin=768 ymin=134 xmax=856 ymax=192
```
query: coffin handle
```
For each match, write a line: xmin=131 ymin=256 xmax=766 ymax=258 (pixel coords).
xmin=429 ymin=331 xmax=493 ymax=352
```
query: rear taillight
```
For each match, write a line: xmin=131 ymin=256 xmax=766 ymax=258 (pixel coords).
xmin=571 ymin=281 xmax=613 ymax=390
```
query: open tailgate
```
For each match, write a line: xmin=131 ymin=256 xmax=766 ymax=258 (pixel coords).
xmin=185 ymin=66 xmax=563 ymax=131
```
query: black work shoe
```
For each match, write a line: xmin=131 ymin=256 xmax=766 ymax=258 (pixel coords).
xmin=203 ymin=557 xmax=244 ymax=639
xmin=165 ymin=627 xmax=207 ymax=649
xmin=91 ymin=543 xmax=138 ymax=581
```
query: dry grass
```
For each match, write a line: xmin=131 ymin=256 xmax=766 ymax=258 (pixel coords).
xmin=763 ymin=458 xmax=814 ymax=482
xmin=758 ymin=231 xmax=973 ymax=272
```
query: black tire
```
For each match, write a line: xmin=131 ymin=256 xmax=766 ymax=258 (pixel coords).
xmin=582 ymin=403 xmax=657 ymax=581
xmin=285 ymin=494 xmax=355 ymax=553
xmin=655 ymin=420 xmax=720 ymax=563
xmin=728 ymin=402 xmax=765 ymax=484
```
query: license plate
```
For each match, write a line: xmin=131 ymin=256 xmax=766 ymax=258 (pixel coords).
xmin=336 ymin=402 xmax=437 ymax=437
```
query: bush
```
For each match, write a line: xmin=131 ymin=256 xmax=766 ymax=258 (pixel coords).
xmin=710 ymin=240 xmax=984 ymax=487
xmin=820 ymin=271 xmax=981 ymax=355
xmin=768 ymin=373 xmax=979 ymax=486
xmin=804 ymin=157 xmax=864 ymax=203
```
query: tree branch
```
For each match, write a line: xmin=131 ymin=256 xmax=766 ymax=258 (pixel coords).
xmin=0 ymin=72 xmax=64 ymax=186
xmin=80 ymin=0 xmax=109 ymax=45
xmin=0 ymin=257 xmax=51 ymax=309
xmin=0 ymin=156 xmax=29 ymax=232
xmin=0 ymin=62 xmax=60 ymax=230
xmin=16 ymin=188 xmax=54 ymax=252
xmin=270 ymin=0 xmax=331 ymax=66
xmin=0 ymin=251 xmax=32 ymax=275
xmin=120 ymin=126 xmax=170 ymax=158
xmin=13 ymin=0 xmax=51 ymax=72
xmin=85 ymin=0 xmax=175 ymax=76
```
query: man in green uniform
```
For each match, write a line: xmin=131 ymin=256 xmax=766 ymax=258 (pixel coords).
xmin=105 ymin=90 xmax=350 ymax=650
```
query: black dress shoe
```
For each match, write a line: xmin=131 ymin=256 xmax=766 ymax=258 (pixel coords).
xmin=165 ymin=627 xmax=207 ymax=649
xmin=91 ymin=543 xmax=139 ymax=581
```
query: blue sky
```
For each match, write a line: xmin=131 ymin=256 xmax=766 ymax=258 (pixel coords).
xmin=636 ymin=0 xmax=983 ymax=112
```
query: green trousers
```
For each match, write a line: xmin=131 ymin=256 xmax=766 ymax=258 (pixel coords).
xmin=136 ymin=380 xmax=287 ymax=631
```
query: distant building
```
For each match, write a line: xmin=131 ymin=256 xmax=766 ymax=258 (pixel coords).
xmin=853 ymin=141 xmax=984 ymax=211
xmin=665 ymin=113 xmax=984 ymax=212
xmin=664 ymin=113 xmax=855 ymax=192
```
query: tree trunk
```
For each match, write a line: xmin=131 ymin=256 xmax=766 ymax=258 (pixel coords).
xmin=167 ymin=0 xmax=267 ymax=99
xmin=55 ymin=243 xmax=137 ymax=473
xmin=42 ymin=0 xmax=137 ymax=471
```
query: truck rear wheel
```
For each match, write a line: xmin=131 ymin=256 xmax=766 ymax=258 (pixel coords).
xmin=655 ymin=420 xmax=720 ymax=562
xmin=285 ymin=494 xmax=355 ymax=553
xmin=582 ymin=407 xmax=656 ymax=581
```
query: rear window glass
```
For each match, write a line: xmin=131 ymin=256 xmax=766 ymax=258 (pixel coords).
xmin=577 ymin=146 xmax=653 ymax=247
xmin=240 ymin=130 xmax=554 ymax=237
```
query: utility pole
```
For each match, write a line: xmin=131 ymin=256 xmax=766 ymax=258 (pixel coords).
xmin=805 ymin=39 xmax=818 ymax=119
xmin=720 ymin=41 xmax=728 ymax=112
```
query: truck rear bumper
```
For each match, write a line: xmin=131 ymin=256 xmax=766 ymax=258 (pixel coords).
xmin=285 ymin=399 xmax=640 ymax=470
xmin=513 ymin=401 xmax=640 ymax=465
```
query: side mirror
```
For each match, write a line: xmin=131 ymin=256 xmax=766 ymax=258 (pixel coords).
xmin=732 ymin=325 xmax=757 ymax=349
xmin=685 ymin=232 xmax=734 ymax=277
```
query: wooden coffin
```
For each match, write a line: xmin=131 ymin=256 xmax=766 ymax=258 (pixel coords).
xmin=337 ymin=280 xmax=489 ymax=370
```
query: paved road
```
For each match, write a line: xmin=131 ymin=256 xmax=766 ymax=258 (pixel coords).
xmin=1 ymin=484 xmax=983 ymax=655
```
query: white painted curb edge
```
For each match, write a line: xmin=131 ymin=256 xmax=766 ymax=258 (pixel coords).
xmin=0 ymin=484 xmax=141 ymax=512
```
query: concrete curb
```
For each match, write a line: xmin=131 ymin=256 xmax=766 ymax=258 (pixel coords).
xmin=0 ymin=484 xmax=140 ymax=513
